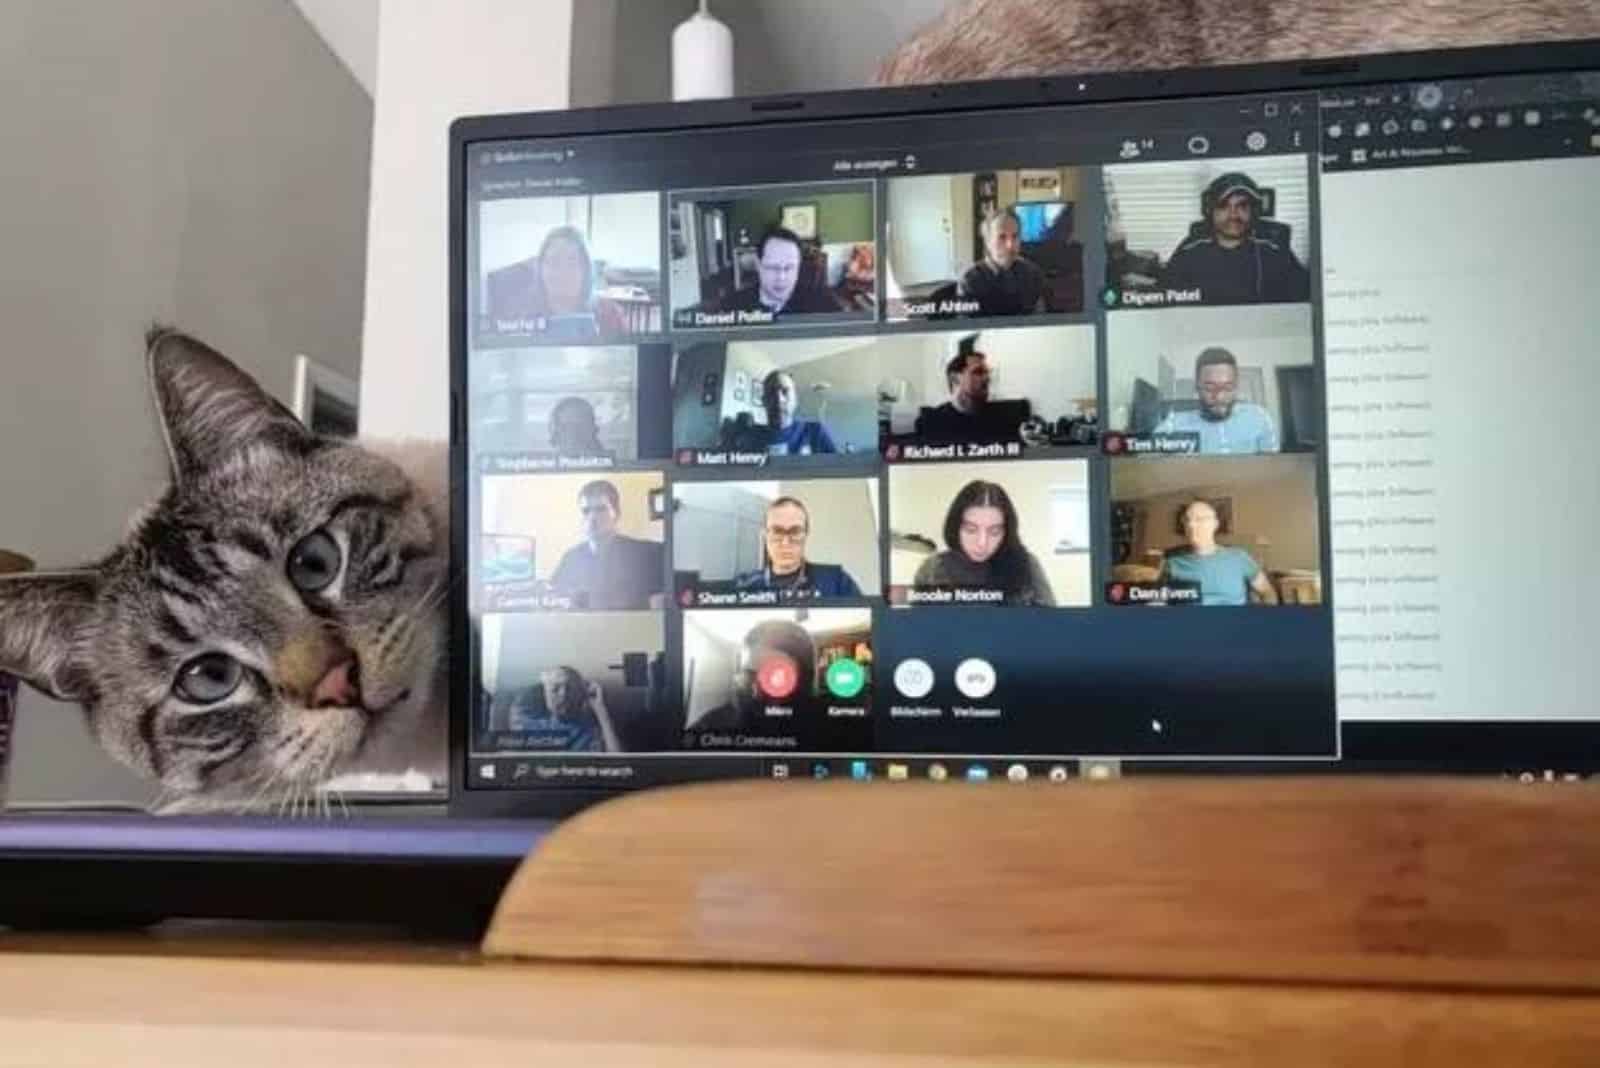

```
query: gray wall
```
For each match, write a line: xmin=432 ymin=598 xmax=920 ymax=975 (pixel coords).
xmin=575 ymin=0 xmax=956 ymax=105
xmin=0 ymin=0 xmax=372 ymax=805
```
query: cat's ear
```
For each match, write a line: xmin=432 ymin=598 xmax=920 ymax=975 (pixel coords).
xmin=0 ymin=570 xmax=99 ymax=703
xmin=145 ymin=326 xmax=314 ymax=484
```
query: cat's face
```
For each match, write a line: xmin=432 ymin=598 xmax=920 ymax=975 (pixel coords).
xmin=0 ymin=330 xmax=447 ymax=801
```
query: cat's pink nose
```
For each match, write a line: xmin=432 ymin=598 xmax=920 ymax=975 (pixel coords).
xmin=312 ymin=658 xmax=362 ymax=709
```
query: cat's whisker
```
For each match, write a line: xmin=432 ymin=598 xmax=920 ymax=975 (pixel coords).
xmin=400 ymin=571 xmax=458 ymax=627
xmin=242 ymin=758 xmax=292 ymax=816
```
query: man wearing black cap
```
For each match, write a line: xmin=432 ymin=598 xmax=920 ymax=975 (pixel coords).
xmin=1162 ymin=172 xmax=1310 ymax=304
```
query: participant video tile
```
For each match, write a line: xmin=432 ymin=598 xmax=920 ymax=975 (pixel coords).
xmin=887 ymin=458 xmax=1092 ymax=607
xmin=470 ymin=345 xmax=672 ymax=466
xmin=478 ymin=612 xmax=669 ymax=754
xmin=479 ymin=471 xmax=666 ymax=612
xmin=671 ymin=336 xmax=882 ymax=465
xmin=668 ymin=181 xmax=877 ymax=329
xmin=1107 ymin=454 xmax=1322 ymax=607
xmin=672 ymin=477 xmax=881 ymax=605
xmin=1104 ymin=304 xmax=1316 ymax=457
xmin=885 ymin=167 xmax=1089 ymax=320
xmin=681 ymin=606 xmax=874 ymax=750
xmin=475 ymin=191 xmax=662 ymax=340
xmin=879 ymin=324 xmax=1099 ymax=459
xmin=1103 ymin=155 xmax=1311 ymax=308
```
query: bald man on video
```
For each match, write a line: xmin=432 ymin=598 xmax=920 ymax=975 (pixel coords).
xmin=958 ymin=207 xmax=1046 ymax=316
xmin=691 ymin=620 xmax=817 ymax=734
xmin=1162 ymin=172 xmax=1310 ymax=304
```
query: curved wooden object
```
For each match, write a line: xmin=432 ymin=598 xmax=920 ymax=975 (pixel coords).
xmin=483 ymin=776 xmax=1600 ymax=990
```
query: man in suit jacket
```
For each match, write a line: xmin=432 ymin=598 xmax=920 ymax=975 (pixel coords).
xmin=712 ymin=227 xmax=842 ymax=319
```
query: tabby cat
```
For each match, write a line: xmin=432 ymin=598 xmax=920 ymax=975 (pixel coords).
xmin=0 ymin=329 xmax=448 ymax=811
xmin=877 ymin=0 xmax=1599 ymax=86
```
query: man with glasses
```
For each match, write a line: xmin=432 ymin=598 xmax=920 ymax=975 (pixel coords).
xmin=734 ymin=496 xmax=862 ymax=599
xmin=549 ymin=479 xmax=665 ymax=609
xmin=1153 ymin=347 xmax=1280 ymax=454
xmin=712 ymin=226 xmax=842 ymax=319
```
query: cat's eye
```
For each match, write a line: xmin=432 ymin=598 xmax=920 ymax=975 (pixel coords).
xmin=174 ymin=653 xmax=243 ymax=704
xmin=287 ymin=529 xmax=342 ymax=593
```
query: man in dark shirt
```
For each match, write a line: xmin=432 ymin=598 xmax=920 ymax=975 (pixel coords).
xmin=549 ymin=479 xmax=664 ymax=610
xmin=733 ymin=497 xmax=862 ymax=599
xmin=1161 ymin=172 xmax=1310 ymax=304
xmin=957 ymin=207 xmax=1045 ymax=316
xmin=713 ymin=226 xmax=842 ymax=319
xmin=913 ymin=345 xmax=1028 ymax=445
xmin=691 ymin=619 xmax=817 ymax=734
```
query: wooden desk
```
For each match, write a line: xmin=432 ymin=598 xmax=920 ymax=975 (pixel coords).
xmin=7 ymin=780 xmax=1599 ymax=1064
xmin=2 ymin=924 xmax=1599 ymax=1066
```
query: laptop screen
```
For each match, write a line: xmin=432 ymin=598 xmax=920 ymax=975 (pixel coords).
xmin=458 ymin=55 xmax=1600 ymax=796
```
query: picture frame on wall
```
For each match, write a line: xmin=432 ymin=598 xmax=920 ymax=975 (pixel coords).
xmin=292 ymin=354 xmax=359 ymax=439
xmin=779 ymin=202 xmax=818 ymax=240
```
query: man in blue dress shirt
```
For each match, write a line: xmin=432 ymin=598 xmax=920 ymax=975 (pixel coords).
xmin=1154 ymin=347 xmax=1279 ymax=454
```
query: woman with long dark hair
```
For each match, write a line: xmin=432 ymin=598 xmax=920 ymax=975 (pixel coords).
xmin=912 ymin=480 xmax=1055 ymax=606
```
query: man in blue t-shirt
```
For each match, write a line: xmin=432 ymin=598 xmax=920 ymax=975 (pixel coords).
xmin=1154 ymin=347 xmax=1280 ymax=454
xmin=759 ymin=370 xmax=837 ymax=456
xmin=1161 ymin=498 xmax=1280 ymax=606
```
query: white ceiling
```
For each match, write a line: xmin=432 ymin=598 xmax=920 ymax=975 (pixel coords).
xmin=286 ymin=0 xmax=958 ymax=104
xmin=291 ymin=0 xmax=379 ymax=95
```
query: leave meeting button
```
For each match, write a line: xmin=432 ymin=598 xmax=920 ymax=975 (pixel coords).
xmin=954 ymin=658 xmax=997 ymax=699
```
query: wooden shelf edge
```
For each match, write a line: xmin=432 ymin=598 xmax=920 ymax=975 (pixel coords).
xmin=482 ymin=776 xmax=1600 ymax=991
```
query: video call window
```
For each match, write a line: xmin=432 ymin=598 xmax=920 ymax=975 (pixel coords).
xmin=672 ymin=478 xmax=881 ymax=605
xmin=479 ymin=470 xmax=666 ymax=612
xmin=1105 ymin=304 xmax=1316 ymax=455
xmin=681 ymin=607 xmax=874 ymax=737
xmin=668 ymin=182 xmax=877 ymax=329
xmin=479 ymin=612 xmax=669 ymax=753
xmin=477 ymin=192 xmax=663 ymax=340
xmin=888 ymin=458 xmax=1092 ymax=607
xmin=885 ymin=167 xmax=1088 ymax=320
xmin=1108 ymin=454 xmax=1322 ymax=607
xmin=879 ymin=324 xmax=1099 ymax=456
xmin=1103 ymin=155 xmax=1311 ymax=307
xmin=470 ymin=346 xmax=672 ymax=464
xmin=671 ymin=337 xmax=881 ymax=461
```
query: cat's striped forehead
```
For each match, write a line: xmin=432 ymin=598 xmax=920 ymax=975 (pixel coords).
xmin=100 ymin=440 xmax=417 ymax=655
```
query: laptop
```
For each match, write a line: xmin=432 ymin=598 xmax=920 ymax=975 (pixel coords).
xmin=4 ymin=37 xmax=1597 ymax=927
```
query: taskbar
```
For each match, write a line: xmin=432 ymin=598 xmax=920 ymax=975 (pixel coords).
xmin=466 ymin=754 xmax=1082 ymax=789
xmin=466 ymin=752 xmax=1600 ymax=791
